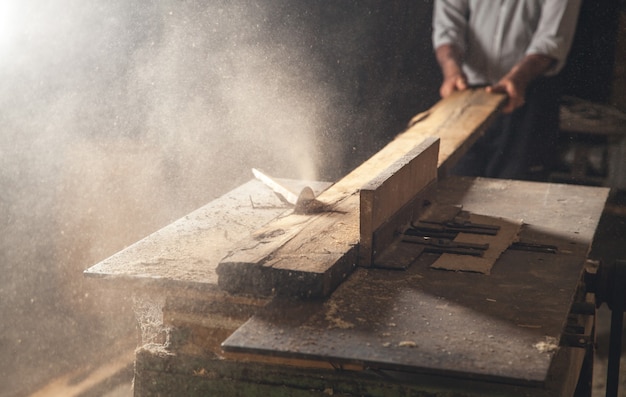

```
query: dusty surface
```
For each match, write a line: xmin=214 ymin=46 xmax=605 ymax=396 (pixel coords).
xmin=0 ymin=0 xmax=620 ymax=395
xmin=0 ymin=2 xmax=441 ymax=395
xmin=223 ymin=177 xmax=608 ymax=388
xmin=84 ymin=180 xmax=328 ymax=289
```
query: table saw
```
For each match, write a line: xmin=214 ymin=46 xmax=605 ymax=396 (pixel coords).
xmin=85 ymin=89 xmax=612 ymax=396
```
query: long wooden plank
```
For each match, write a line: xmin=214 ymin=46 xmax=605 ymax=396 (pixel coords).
xmin=217 ymin=89 xmax=505 ymax=298
xmin=408 ymin=89 xmax=505 ymax=176
xmin=359 ymin=137 xmax=439 ymax=266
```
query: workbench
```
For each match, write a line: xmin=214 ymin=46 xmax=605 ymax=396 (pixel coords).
xmin=84 ymin=90 xmax=610 ymax=396
xmin=85 ymin=176 xmax=607 ymax=396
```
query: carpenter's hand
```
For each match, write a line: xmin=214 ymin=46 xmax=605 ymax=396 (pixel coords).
xmin=435 ymin=44 xmax=467 ymax=98
xmin=440 ymin=72 xmax=468 ymax=98
xmin=486 ymin=76 xmax=526 ymax=114
xmin=486 ymin=54 xmax=554 ymax=114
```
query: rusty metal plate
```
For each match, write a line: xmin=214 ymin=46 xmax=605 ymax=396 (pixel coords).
xmin=223 ymin=249 xmax=583 ymax=386
xmin=222 ymin=177 xmax=609 ymax=386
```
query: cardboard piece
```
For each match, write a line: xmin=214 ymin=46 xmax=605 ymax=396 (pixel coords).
xmin=429 ymin=213 xmax=522 ymax=274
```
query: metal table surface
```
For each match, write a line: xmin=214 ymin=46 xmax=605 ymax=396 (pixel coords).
xmin=222 ymin=177 xmax=609 ymax=388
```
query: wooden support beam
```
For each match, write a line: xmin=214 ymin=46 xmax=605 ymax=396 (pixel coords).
xmin=217 ymin=89 xmax=505 ymax=298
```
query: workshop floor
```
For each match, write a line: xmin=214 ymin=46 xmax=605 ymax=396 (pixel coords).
xmin=589 ymin=190 xmax=626 ymax=396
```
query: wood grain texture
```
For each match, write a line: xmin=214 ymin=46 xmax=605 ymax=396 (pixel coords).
xmin=359 ymin=137 xmax=439 ymax=266
xmin=408 ymin=89 xmax=506 ymax=177
xmin=84 ymin=179 xmax=331 ymax=292
xmin=217 ymin=89 xmax=506 ymax=298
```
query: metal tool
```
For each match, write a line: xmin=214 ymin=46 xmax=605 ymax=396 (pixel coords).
xmin=409 ymin=218 xmax=500 ymax=236
xmin=509 ymin=241 xmax=558 ymax=254
xmin=251 ymin=168 xmax=325 ymax=214
xmin=401 ymin=235 xmax=489 ymax=256
xmin=252 ymin=168 xmax=305 ymax=206
xmin=400 ymin=213 xmax=499 ymax=257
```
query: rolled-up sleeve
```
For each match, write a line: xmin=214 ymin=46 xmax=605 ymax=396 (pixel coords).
xmin=432 ymin=0 xmax=470 ymax=53
xmin=526 ymin=0 xmax=582 ymax=74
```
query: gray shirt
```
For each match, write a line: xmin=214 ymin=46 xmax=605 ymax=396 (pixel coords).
xmin=432 ymin=0 xmax=581 ymax=85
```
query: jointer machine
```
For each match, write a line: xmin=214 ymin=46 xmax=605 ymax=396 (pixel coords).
xmin=86 ymin=89 xmax=623 ymax=396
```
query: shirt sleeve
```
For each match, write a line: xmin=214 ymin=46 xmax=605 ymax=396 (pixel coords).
xmin=432 ymin=0 xmax=470 ymax=53
xmin=526 ymin=0 xmax=582 ymax=75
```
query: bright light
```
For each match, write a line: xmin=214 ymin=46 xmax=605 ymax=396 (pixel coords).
xmin=0 ymin=2 xmax=19 ymax=52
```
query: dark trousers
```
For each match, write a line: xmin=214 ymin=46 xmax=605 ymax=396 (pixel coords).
xmin=453 ymin=78 xmax=562 ymax=180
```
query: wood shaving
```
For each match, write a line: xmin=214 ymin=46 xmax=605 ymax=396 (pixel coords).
xmin=533 ymin=336 xmax=559 ymax=353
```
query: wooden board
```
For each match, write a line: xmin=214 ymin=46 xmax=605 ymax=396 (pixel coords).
xmin=217 ymin=89 xmax=506 ymax=298
xmin=408 ymin=89 xmax=505 ymax=177
xmin=222 ymin=177 xmax=609 ymax=387
xmin=359 ymin=137 xmax=439 ymax=266
xmin=83 ymin=178 xmax=331 ymax=292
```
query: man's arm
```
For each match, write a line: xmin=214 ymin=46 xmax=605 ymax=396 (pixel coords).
xmin=487 ymin=54 xmax=555 ymax=113
xmin=432 ymin=0 xmax=469 ymax=98
xmin=490 ymin=0 xmax=581 ymax=113
xmin=526 ymin=0 xmax=582 ymax=76
xmin=435 ymin=43 xmax=468 ymax=98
